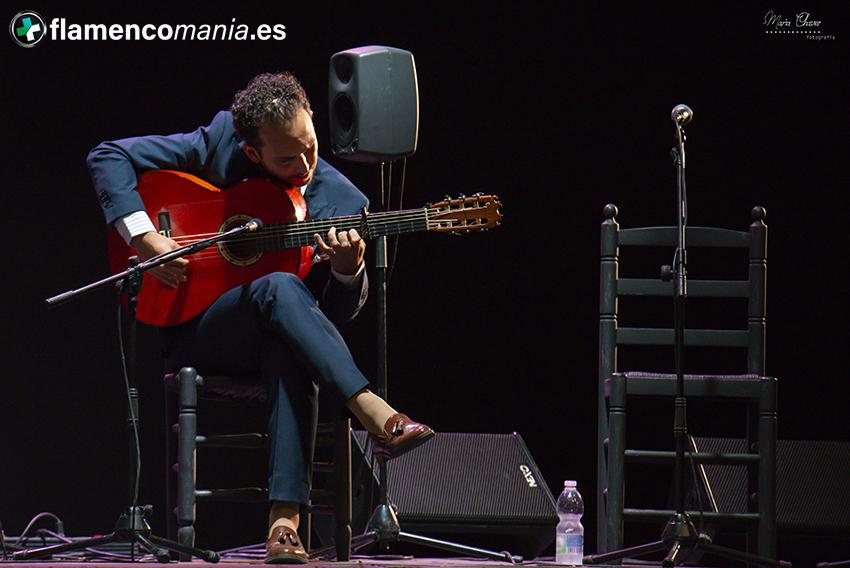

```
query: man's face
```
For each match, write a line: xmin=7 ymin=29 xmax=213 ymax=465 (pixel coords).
xmin=245 ymin=106 xmax=318 ymax=187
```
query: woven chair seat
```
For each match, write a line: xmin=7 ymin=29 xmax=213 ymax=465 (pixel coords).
xmin=164 ymin=372 xmax=267 ymax=403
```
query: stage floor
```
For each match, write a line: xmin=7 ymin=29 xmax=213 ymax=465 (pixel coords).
xmin=0 ymin=544 xmax=698 ymax=567
xmin=0 ymin=560 xmax=694 ymax=568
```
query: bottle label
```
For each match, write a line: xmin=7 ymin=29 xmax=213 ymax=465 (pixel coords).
xmin=556 ymin=533 xmax=583 ymax=556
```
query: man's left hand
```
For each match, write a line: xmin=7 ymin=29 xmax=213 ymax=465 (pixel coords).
xmin=315 ymin=227 xmax=366 ymax=275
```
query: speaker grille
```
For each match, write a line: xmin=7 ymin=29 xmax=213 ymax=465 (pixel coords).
xmin=696 ymin=437 xmax=850 ymax=534
xmin=396 ymin=432 xmax=555 ymax=524
xmin=354 ymin=431 xmax=557 ymax=526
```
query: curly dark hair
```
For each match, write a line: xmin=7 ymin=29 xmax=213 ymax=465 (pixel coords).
xmin=230 ymin=72 xmax=312 ymax=147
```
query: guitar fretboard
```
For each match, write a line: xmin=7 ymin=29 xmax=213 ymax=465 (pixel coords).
xmin=255 ymin=208 xmax=431 ymax=251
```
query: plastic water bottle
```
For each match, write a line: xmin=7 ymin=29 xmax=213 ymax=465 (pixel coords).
xmin=555 ymin=480 xmax=584 ymax=565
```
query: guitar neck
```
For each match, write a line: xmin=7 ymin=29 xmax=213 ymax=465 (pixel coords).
xmin=262 ymin=208 xmax=430 ymax=250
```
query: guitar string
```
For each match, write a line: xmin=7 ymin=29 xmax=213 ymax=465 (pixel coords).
xmin=170 ymin=224 xmax=427 ymax=260
xmin=166 ymin=219 xmax=422 ymax=247
xmin=167 ymin=218 xmax=475 ymax=263
xmin=170 ymin=213 xmax=472 ymax=246
xmin=161 ymin=202 xmax=493 ymax=243
xmin=168 ymin=214 xmax=428 ymax=243
xmin=167 ymin=223 xmax=435 ymax=259
xmin=176 ymin=220 xmax=451 ymax=263
xmin=140 ymin=206 xmax=494 ymax=264
xmin=169 ymin=210 xmax=481 ymax=241
xmin=165 ymin=209 xmax=435 ymax=242
xmin=165 ymin=211 xmax=439 ymax=248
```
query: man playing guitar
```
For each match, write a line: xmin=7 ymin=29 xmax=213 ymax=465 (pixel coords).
xmin=88 ymin=72 xmax=434 ymax=563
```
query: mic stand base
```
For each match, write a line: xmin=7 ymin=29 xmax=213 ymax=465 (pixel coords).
xmin=585 ymin=509 xmax=791 ymax=567
xmin=11 ymin=505 xmax=219 ymax=563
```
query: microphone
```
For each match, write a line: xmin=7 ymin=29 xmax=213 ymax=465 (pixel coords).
xmin=244 ymin=218 xmax=263 ymax=232
xmin=671 ymin=104 xmax=693 ymax=125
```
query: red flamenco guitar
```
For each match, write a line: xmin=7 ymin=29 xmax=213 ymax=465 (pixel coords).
xmin=107 ymin=170 xmax=502 ymax=327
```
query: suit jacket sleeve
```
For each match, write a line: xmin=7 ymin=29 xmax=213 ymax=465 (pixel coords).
xmin=320 ymin=267 xmax=369 ymax=325
xmin=87 ymin=110 xmax=237 ymax=224
xmin=306 ymin=159 xmax=370 ymax=324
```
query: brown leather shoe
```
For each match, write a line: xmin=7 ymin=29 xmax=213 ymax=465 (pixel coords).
xmin=370 ymin=413 xmax=435 ymax=460
xmin=265 ymin=525 xmax=309 ymax=564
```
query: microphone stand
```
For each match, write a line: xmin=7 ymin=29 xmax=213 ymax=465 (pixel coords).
xmin=585 ymin=110 xmax=790 ymax=567
xmin=14 ymin=221 xmax=260 ymax=563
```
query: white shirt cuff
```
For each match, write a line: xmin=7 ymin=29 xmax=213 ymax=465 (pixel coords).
xmin=331 ymin=263 xmax=365 ymax=289
xmin=115 ymin=211 xmax=157 ymax=245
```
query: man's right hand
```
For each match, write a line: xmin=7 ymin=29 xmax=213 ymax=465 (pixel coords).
xmin=130 ymin=231 xmax=188 ymax=289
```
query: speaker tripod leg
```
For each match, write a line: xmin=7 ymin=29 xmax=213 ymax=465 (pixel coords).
xmin=349 ymin=530 xmax=379 ymax=553
xmin=661 ymin=539 xmax=689 ymax=568
xmin=398 ymin=532 xmax=520 ymax=562
xmin=585 ymin=537 xmax=792 ymax=567
xmin=584 ymin=539 xmax=667 ymax=565
xmin=698 ymin=541 xmax=792 ymax=568
xmin=347 ymin=507 xmax=520 ymax=562
xmin=146 ymin=532 xmax=221 ymax=562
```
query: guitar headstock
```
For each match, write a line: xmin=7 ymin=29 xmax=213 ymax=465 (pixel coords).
xmin=427 ymin=193 xmax=503 ymax=234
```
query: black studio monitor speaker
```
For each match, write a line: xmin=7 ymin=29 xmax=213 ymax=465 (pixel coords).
xmin=328 ymin=45 xmax=419 ymax=163
xmin=349 ymin=431 xmax=558 ymax=558
xmin=695 ymin=437 xmax=850 ymax=535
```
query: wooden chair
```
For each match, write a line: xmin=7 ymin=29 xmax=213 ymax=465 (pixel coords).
xmin=163 ymin=367 xmax=352 ymax=561
xmin=596 ymin=204 xmax=777 ymax=559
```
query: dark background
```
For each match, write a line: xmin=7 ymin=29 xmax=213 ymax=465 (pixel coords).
xmin=3 ymin=2 xmax=847 ymax=564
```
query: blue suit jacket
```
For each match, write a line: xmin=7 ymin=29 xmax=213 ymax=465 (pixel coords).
xmin=87 ymin=110 xmax=369 ymax=324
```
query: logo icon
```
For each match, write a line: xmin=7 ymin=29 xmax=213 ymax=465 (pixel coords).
xmin=519 ymin=464 xmax=538 ymax=488
xmin=10 ymin=11 xmax=46 ymax=47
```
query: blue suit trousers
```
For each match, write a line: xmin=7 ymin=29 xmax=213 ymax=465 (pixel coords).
xmin=161 ymin=272 xmax=369 ymax=504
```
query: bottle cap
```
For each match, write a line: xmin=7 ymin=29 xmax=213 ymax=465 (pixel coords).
xmin=564 ymin=480 xmax=577 ymax=487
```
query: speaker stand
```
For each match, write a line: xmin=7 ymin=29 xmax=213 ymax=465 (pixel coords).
xmin=351 ymin=501 xmax=519 ymax=562
xmin=337 ymin=226 xmax=518 ymax=563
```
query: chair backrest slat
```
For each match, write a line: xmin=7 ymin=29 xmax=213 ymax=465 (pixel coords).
xmin=618 ymin=226 xmax=749 ymax=248
xmin=617 ymin=278 xmax=750 ymax=298
xmin=617 ymin=327 xmax=750 ymax=347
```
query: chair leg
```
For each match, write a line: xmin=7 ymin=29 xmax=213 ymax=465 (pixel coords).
xmin=164 ymin=382 xmax=178 ymax=545
xmin=302 ymin=504 xmax=312 ymax=553
xmin=176 ymin=367 xmax=200 ymax=561
xmin=598 ymin=374 xmax=611 ymax=554
xmin=333 ymin=416 xmax=352 ymax=561
xmin=607 ymin=373 xmax=627 ymax=552
xmin=747 ymin=402 xmax=758 ymax=556
xmin=758 ymin=377 xmax=778 ymax=559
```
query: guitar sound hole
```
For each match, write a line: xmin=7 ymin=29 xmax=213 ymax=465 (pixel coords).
xmin=217 ymin=215 xmax=263 ymax=266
